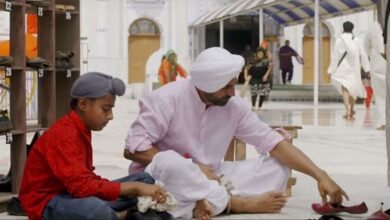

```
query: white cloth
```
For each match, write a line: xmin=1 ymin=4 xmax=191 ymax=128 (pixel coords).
xmin=145 ymin=150 xmax=229 ymax=219
xmin=365 ymin=22 xmax=386 ymax=127
xmin=145 ymin=150 xmax=289 ymax=219
xmin=189 ymin=47 xmax=244 ymax=93
xmin=328 ymin=33 xmax=370 ymax=98
xmin=137 ymin=181 xmax=177 ymax=213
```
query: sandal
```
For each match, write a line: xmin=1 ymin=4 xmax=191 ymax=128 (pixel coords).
xmin=312 ymin=202 xmax=368 ymax=215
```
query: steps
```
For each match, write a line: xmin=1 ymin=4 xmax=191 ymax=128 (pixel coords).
xmin=269 ymin=84 xmax=342 ymax=102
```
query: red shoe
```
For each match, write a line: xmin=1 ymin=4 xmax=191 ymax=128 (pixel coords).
xmin=367 ymin=203 xmax=390 ymax=220
xmin=312 ymin=202 xmax=368 ymax=215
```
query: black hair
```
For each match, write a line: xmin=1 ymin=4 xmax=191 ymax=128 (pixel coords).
xmin=70 ymin=98 xmax=78 ymax=110
xmin=70 ymin=98 xmax=96 ymax=110
xmin=343 ymin=21 xmax=354 ymax=33
xmin=256 ymin=47 xmax=268 ymax=59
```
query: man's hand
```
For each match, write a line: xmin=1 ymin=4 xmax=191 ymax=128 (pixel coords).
xmin=197 ymin=164 xmax=219 ymax=181
xmin=317 ymin=173 xmax=349 ymax=205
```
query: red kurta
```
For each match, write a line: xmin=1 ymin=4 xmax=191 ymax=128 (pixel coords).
xmin=19 ymin=111 xmax=120 ymax=220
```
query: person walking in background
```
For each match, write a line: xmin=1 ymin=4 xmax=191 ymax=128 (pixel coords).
xmin=258 ymin=40 xmax=274 ymax=89
xmin=158 ymin=49 xmax=187 ymax=86
xmin=247 ymin=47 xmax=272 ymax=111
xmin=328 ymin=21 xmax=370 ymax=120
xmin=365 ymin=21 xmax=386 ymax=130
xmin=278 ymin=40 xmax=301 ymax=85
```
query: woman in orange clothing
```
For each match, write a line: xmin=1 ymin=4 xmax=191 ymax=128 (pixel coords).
xmin=158 ymin=49 xmax=187 ymax=85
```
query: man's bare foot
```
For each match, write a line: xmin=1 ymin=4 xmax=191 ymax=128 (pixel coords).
xmin=193 ymin=199 xmax=213 ymax=220
xmin=230 ymin=191 xmax=287 ymax=213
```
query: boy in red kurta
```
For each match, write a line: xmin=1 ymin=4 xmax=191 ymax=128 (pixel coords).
xmin=19 ymin=72 xmax=171 ymax=220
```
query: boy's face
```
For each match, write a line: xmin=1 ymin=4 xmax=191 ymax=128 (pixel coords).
xmin=77 ymin=94 xmax=116 ymax=131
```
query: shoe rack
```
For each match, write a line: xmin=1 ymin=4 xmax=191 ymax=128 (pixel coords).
xmin=0 ymin=0 xmax=80 ymax=199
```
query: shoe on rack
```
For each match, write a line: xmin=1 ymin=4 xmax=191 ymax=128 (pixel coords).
xmin=0 ymin=173 xmax=11 ymax=192
xmin=0 ymin=109 xmax=12 ymax=132
xmin=55 ymin=4 xmax=65 ymax=11
xmin=0 ymin=56 xmax=13 ymax=67
xmin=26 ymin=56 xmax=51 ymax=69
xmin=64 ymin=5 xmax=75 ymax=11
xmin=56 ymin=51 xmax=74 ymax=69
xmin=312 ymin=202 xmax=368 ymax=215
xmin=6 ymin=197 xmax=27 ymax=216
xmin=26 ymin=0 xmax=50 ymax=7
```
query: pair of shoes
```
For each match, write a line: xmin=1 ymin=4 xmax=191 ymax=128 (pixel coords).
xmin=55 ymin=51 xmax=74 ymax=69
xmin=125 ymin=207 xmax=174 ymax=220
xmin=312 ymin=202 xmax=368 ymax=215
xmin=55 ymin=4 xmax=75 ymax=11
xmin=367 ymin=203 xmax=390 ymax=220
xmin=26 ymin=0 xmax=50 ymax=7
xmin=26 ymin=57 xmax=51 ymax=69
xmin=0 ymin=56 xmax=13 ymax=67
xmin=0 ymin=110 xmax=12 ymax=132
xmin=6 ymin=197 xmax=26 ymax=216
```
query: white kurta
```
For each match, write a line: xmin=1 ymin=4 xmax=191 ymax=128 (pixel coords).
xmin=365 ymin=22 xmax=386 ymax=127
xmin=126 ymin=79 xmax=289 ymax=218
xmin=328 ymin=33 xmax=370 ymax=98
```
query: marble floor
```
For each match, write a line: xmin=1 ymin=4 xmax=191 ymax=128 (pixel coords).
xmin=0 ymin=95 xmax=387 ymax=219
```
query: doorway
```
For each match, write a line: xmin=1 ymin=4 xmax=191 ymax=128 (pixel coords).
xmin=302 ymin=22 xmax=331 ymax=84
xmin=128 ymin=18 xmax=160 ymax=84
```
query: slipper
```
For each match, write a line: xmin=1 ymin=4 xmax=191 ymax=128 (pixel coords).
xmin=367 ymin=203 xmax=390 ymax=220
xmin=312 ymin=202 xmax=368 ymax=215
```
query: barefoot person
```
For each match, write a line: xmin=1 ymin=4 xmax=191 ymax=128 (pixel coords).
xmin=19 ymin=72 xmax=172 ymax=220
xmin=124 ymin=48 xmax=348 ymax=219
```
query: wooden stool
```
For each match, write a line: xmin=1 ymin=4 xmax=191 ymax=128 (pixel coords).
xmin=225 ymin=125 xmax=302 ymax=197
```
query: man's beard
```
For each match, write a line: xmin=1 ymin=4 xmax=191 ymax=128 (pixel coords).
xmin=207 ymin=95 xmax=231 ymax=106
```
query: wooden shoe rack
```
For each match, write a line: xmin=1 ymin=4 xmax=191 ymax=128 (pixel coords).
xmin=0 ymin=0 xmax=80 ymax=209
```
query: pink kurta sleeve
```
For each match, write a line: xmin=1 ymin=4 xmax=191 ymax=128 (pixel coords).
xmin=234 ymin=99 xmax=284 ymax=153
xmin=125 ymin=93 xmax=173 ymax=153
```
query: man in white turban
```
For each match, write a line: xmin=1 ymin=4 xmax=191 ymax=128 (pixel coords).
xmin=124 ymin=47 xmax=348 ymax=219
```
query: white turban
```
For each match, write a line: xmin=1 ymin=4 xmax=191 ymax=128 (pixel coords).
xmin=189 ymin=47 xmax=244 ymax=93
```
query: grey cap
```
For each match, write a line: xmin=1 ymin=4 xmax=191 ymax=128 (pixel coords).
xmin=70 ymin=72 xmax=126 ymax=98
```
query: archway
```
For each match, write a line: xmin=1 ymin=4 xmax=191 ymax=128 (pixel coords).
xmin=302 ymin=22 xmax=331 ymax=84
xmin=128 ymin=18 xmax=160 ymax=84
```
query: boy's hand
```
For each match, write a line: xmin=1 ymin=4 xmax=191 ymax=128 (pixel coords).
xmin=137 ymin=183 xmax=167 ymax=203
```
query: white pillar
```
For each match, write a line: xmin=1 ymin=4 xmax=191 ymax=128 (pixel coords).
xmin=259 ymin=8 xmax=264 ymax=44
xmin=313 ymin=0 xmax=320 ymax=106
xmin=220 ymin=19 xmax=224 ymax=48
